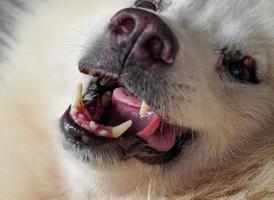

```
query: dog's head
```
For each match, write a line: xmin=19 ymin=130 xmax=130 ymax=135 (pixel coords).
xmin=58 ymin=0 xmax=274 ymax=197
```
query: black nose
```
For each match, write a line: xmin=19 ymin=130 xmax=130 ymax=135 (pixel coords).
xmin=108 ymin=8 xmax=178 ymax=69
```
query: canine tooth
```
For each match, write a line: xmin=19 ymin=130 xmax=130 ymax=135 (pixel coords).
xmin=71 ymin=83 xmax=84 ymax=109
xmin=112 ymin=120 xmax=132 ymax=138
xmin=70 ymin=108 xmax=77 ymax=115
xmin=139 ymin=100 xmax=150 ymax=116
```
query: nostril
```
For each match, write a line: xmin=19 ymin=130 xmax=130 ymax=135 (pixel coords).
xmin=146 ymin=37 xmax=163 ymax=60
xmin=145 ymin=36 xmax=175 ymax=64
xmin=108 ymin=8 xmax=178 ymax=68
xmin=120 ymin=17 xmax=135 ymax=34
xmin=110 ymin=16 xmax=135 ymax=35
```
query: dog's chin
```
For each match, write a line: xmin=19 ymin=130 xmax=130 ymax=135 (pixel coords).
xmin=59 ymin=72 xmax=193 ymax=166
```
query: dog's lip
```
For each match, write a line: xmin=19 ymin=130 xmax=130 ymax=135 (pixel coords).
xmin=60 ymin=107 xmax=192 ymax=164
xmin=59 ymin=76 xmax=193 ymax=164
xmin=69 ymin=84 xmax=182 ymax=152
xmin=60 ymin=107 xmax=110 ymax=146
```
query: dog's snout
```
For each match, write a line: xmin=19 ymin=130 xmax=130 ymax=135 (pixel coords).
xmin=109 ymin=8 xmax=178 ymax=69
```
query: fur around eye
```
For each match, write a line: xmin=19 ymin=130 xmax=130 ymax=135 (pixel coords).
xmin=222 ymin=53 xmax=259 ymax=84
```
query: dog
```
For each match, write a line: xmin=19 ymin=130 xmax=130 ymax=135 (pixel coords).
xmin=1 ymin=0 xmax=274 ymax=199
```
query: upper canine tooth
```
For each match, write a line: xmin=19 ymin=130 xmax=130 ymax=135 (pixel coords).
xmin=139 ymin=100 xmax=150 ymax=116
xmin=71 ymin=83 xmax=84 ymax=109
xmin=112 ymin=120 xmax=132 ymax=138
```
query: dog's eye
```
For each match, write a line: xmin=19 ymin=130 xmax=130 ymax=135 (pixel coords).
xmin=135 ymin=0 xmax=157 ymax=11
xmin=222 ymin=54 xmax=259 ymax=84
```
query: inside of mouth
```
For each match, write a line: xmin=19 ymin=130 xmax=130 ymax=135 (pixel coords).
xmin=69 ymin=76 xmax=183 ymax=152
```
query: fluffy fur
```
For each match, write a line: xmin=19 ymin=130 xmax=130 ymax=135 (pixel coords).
xmin=1 ymin=0 xmax=274 ymax=199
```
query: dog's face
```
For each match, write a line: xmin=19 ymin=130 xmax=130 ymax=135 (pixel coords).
xmin=58 ymin=0 xmax=274 ymax=196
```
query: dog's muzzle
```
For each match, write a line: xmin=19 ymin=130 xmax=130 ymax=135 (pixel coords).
xmin=59 ymin=8 xmax=192 ymax=165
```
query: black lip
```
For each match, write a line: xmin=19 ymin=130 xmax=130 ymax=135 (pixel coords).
xmin=132 ymin=135 xmax=191 ymax=164
xmin=59 ymin=79 xmax=193 ymax=165
xmin=60 ymin=106 xmax=193 ymax=165
xmin=60 ymin=107 xmax=111 ymax=147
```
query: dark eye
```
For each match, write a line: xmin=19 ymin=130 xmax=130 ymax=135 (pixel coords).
xmin=223 ymin=54 xmax=259 ymax=84
xmin=135 ymin=0 xmax=157 ymax=11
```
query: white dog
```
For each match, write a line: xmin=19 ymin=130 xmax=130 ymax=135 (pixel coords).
xmin=1 ymin=0 xmax=274 ymax=199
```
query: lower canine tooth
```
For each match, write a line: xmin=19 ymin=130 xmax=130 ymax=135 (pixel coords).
xmin=112 ymin=120 xmax=132 ymax=138
xmin=139 ymin=100 xmax=150 ymax=116
xmin=71 ymin=83 xmax=84 ymax=109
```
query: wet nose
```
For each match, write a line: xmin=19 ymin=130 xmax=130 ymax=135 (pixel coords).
xmin=108 ymin=8 xmax=178 ymax=69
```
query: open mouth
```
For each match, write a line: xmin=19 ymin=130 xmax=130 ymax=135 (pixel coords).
xmin=60 ymin=73 xmax=192 ymax=164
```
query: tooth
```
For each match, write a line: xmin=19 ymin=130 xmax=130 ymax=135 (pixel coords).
xmin=71 ymin=83 xmax=84 ymax=109
xmin=139 ymin=100 xmax=150 ymax=116
xmin=70 ymin=108 xmax=77 ymax=116
xmin=89 ymin=121 xmax=97 ymax=130
xmin=112 ymin=120 xmax=132 ymax=138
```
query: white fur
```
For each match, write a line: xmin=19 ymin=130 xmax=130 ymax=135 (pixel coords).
xmin=1 ymin=0 xmax=274 ymax=199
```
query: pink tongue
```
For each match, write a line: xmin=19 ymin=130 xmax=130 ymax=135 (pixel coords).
xmin=111 ymin=88 xmax=177 ymax=152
